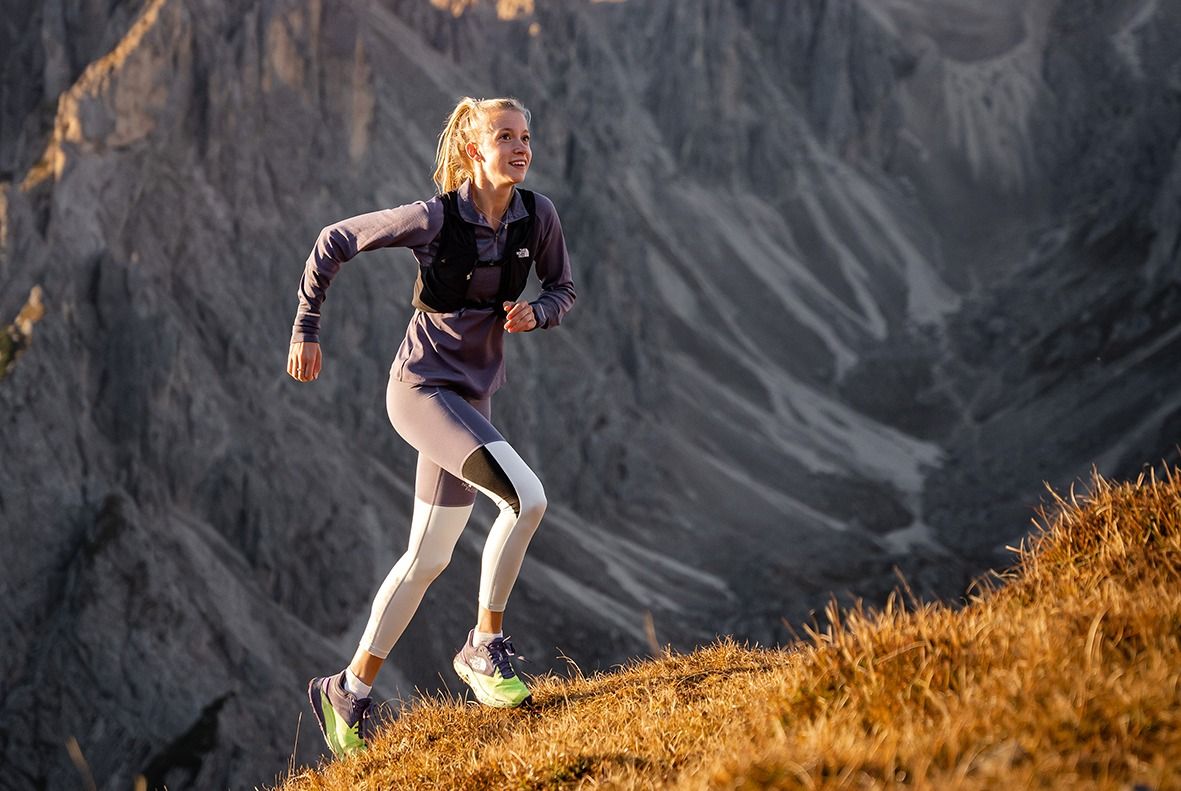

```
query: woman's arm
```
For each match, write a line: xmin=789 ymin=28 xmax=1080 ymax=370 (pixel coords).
xmin=526 ymin=193 xmax=577 ymax=330
xmin=290 ymin=201 xmax=441 ymax=344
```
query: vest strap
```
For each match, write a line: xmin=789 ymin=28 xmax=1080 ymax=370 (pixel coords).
xmin=411 ymin=189 xmax=536 ymax=314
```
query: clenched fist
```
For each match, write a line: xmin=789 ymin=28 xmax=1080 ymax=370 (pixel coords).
xmin=503 ymin=301 xmax=537 ymax=333
xmin=287 ymin=341 xmax=322 ymax=382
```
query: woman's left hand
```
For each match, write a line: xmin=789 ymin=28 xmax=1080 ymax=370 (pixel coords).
xmin=503 ymin=301 xmax=537 ymax=333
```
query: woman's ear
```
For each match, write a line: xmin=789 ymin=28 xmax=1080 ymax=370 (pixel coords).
xmin=465 ymin=141 xmax=482 ymax=161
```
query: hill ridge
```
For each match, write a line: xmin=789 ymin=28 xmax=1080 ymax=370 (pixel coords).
xmin=275 ymin=466 xmax=1181 ymax=790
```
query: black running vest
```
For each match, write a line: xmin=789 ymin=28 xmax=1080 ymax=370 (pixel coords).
xmin=411 ymin=189 xmax=537 ymax=313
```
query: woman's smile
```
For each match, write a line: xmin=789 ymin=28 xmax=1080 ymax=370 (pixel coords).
xmin=477 ymin=109 xmax=532 ymax=185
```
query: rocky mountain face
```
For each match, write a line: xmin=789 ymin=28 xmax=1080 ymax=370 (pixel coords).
xmin=1 ymin=0 xmax=1178 ymax=787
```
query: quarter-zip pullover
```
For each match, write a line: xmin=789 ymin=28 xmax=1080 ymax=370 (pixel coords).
xmin=292 ymin=180 xmax=576 ymax=398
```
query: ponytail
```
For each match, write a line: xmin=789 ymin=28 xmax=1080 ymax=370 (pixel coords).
xmin=432 ymin=96 xmax=532 ymax=194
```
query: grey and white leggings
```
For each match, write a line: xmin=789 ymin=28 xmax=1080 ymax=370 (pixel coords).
xmin=357 ymin=378 xmax=547 ymax=659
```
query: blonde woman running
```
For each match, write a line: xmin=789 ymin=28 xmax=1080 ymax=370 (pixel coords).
xmin=288 ymin=96 xmax=576 ymax=759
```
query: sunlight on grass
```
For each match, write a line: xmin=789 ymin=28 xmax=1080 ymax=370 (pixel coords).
xmin=275 ymin=467 xmax=1180 ymax=790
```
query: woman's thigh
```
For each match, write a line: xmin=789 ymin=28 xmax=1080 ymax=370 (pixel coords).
xmin=415 ymin=453 xmax=477 ymax=507
xmin=386 ymin=379 xmax=502 ymax=480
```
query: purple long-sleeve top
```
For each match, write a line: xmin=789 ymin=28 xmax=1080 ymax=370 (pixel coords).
xmin=291 ymin=180 xmax=576 ymax=399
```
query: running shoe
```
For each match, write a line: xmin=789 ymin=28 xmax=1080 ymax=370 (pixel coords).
xmin=307 ymin=671 xmax=374 ymax=758
xmin=452 ymin=631 xmax=532 ymax=708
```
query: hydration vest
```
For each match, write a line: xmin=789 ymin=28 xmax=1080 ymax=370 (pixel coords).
xmin=412 ymin=189 xmax=536 ymax=313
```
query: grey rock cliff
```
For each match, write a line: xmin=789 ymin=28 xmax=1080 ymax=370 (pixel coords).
xmin=1 ymin=0 xmax=1178 ymax=787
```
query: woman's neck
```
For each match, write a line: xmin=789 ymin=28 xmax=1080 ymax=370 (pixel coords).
xmin=469 ymin=177 xmax=515 ymax=229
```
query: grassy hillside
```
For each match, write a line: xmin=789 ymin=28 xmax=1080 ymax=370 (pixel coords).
xmin=274 ymin=469 xmax=1181 ymax=790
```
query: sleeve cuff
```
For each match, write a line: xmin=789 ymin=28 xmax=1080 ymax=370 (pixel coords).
xmin=530 ymin=302 xmax=547 ymax=330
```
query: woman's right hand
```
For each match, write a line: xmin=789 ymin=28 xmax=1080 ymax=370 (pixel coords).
xmin=287 ymin=341 xmax=322 ymax=382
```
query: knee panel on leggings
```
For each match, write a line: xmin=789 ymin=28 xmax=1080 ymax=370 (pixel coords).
xmin=462 ymin=446 xmax=522 ymax=515
xmin=461 ymin=441 xmax=546 ymax=519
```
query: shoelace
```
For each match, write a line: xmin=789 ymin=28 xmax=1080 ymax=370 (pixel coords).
xmin=485 ymin=636 xmax=527 ymax=679
xmin=348 ymin=694 xmax=375 ymax=738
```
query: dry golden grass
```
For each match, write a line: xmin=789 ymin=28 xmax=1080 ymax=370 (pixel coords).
xmin=275 ymin=468 xmax=1181 ymax=790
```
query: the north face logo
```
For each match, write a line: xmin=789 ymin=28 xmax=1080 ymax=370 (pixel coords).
xmin=515 ymin=248 xmax=530 ymax=258
xmin=471 ymin=657 xmax=488 ymax=673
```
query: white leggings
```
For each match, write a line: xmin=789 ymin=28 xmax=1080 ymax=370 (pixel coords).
xmin=358 ymin=382 xmax=547 ymax=659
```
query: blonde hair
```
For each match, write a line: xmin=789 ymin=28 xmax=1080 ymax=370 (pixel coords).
xmin=432 ymin=96 xmax=532 ymax=194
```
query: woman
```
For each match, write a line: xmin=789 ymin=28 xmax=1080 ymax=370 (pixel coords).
xmin=287 ymin=96 xmax=576 ymax=759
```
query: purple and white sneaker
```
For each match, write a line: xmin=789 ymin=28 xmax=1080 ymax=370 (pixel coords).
xmin=307 ymin=671 xmax=374 ymax=759
xmin=452 ymin=630 xmax=533 ymax=708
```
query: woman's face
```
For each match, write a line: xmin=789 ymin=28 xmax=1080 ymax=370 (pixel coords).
xmin=469 ymin=109 xmax=531 ymax=188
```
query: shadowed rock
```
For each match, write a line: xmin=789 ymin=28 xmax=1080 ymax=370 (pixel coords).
xmin=1 ymin=0 xmax=1179 ymax=787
